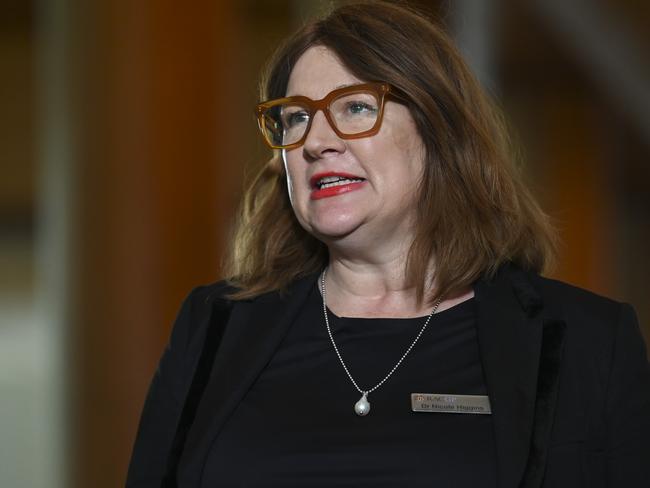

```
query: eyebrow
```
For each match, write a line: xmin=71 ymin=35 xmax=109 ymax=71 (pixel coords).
xmin=286 ymin=82 xmax=362 ymax=98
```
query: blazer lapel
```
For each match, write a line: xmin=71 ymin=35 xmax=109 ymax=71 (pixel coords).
xmin=177 ymin=272 xmax=320 ymax=485
xmin=475 ymin=264 xmax=566 ymax=488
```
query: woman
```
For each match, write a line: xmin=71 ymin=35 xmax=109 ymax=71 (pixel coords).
xmin=126 ymin=2 xmax=650 ymax=487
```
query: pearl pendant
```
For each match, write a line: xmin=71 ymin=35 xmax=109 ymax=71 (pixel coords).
xmin=354 ymin=392 xmax=370 ymax=416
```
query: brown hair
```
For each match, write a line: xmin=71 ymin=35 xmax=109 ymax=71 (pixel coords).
xmin=222 ymin=0 xmax=556 ymax=305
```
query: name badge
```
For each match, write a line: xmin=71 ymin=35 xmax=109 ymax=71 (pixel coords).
xmin=411 ymin=393 xmax=492 ymax=414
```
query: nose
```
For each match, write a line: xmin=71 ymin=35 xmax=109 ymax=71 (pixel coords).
xmin=302 ymin=110 xmax=346 ymax=158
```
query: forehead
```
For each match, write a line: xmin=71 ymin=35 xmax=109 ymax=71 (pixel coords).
xmin=285 ymin=46 xmax=364 ymax=99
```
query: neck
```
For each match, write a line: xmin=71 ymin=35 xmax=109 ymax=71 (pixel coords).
xmin=322 ymin=251 xmax=434 ymax=318
xmin=326 ymin=254 xmax=418 ymax=296
xmin=322 ymin=252 xmax=474 ymax=318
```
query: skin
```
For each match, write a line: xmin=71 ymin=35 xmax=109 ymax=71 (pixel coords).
xmin=283 ymin=46 xmax=473 ymax=317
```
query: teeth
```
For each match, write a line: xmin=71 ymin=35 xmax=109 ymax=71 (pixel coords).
xmin=317 ymin=176 xmax=364 ymax=189
xmin=319 ymin=176 xmax=343 ymax=184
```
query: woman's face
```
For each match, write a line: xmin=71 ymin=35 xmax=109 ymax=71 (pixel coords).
xmin=283 ymin=46 xmax=425 ymax=247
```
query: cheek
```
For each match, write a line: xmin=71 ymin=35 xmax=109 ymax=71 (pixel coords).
xmin=391 ymin=130 xmax=425 ymax=185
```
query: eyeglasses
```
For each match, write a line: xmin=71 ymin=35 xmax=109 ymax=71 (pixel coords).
xmin=256 ymin=82 xmax=392 ymax=150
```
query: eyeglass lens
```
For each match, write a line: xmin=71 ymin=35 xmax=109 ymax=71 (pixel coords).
xmin=261 ymin=89 xmax=380 ymax=147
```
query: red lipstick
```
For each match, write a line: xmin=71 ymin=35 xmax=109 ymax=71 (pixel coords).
xmin=309 ymin=172 xmax=367 ymax=200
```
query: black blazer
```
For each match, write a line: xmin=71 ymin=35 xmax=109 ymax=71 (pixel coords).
xmin=126 ymin=263 xmax=650 ymax=487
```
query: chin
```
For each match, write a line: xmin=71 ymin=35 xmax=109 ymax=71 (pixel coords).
xmin=307 ymin=216 xmax=364 ymax=241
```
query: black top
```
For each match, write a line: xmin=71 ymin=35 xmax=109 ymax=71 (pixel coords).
xmin=203 ymin=283 xmax=497 ymax=487
xmin=127 ymin=264 xmax=650 ymax=488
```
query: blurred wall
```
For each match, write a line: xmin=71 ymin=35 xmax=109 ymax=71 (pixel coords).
xmin=1 ymin=0 xmax=648 ymax=487
xmin=65 ymin=2 xmax=246 ymax=486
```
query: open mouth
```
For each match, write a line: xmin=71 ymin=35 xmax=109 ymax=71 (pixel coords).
xmin=314 ymin=175 xmax=366 ymax=190
xmin=309 ymin=173 xmax=367 ymax=200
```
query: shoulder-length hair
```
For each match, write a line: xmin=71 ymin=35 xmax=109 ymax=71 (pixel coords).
xmin=222 ymin=0 xmax=556 ymax=305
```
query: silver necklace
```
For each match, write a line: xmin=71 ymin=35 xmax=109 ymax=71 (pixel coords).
xmin=320 ymin=268 xmax=443 ymax=416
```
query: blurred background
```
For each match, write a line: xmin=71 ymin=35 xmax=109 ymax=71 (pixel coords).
xmin=1 ymin=0 xmax=648 ymax=486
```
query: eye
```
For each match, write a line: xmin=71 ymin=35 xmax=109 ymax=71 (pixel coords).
xmin=282 ymin=109 xmax=310 ymax=128
xmin=346 ymin=101 xmax=377 ymax=115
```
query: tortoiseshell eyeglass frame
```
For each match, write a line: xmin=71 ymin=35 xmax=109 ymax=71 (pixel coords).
xmin=255 ymin=82 xmax=393 ymax=150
